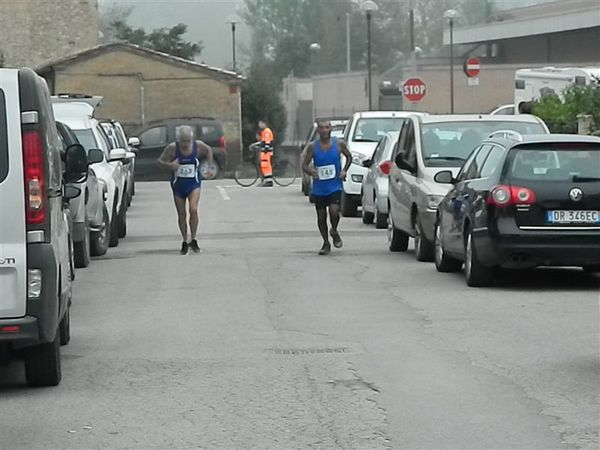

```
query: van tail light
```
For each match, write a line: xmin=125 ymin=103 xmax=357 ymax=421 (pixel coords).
xmin=218 ymin=136 xmax=227 ymax=149
xmin=22 ymin=130 xmax=46 ymax=225
xmin=487 ymin=185 xmax=536 ymax=207
xmin=378 ymin=160 xmax=393 ymax=176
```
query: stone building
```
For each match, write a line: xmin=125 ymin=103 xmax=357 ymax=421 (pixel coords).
xmin=0 ymin=0 xmax=99 ymax=68
xmin=37 ymin=43 xmax=244 ymax=166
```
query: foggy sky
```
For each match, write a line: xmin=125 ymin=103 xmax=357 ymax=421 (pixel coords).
xmin=99 ymin=0 xmax=250 ymax=69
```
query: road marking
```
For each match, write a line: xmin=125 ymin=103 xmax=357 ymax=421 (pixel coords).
xmin=217 ymin=185 xmax=230 ymax=200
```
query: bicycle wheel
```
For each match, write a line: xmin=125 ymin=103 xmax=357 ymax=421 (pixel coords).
xmin=273 ymin=160 xmax=297 ymax=187
xmin=233 ymin=161 xmax=259 ymax=187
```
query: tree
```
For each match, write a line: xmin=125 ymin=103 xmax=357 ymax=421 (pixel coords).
xmin=98 ymin=2 xmax=134 ymax=43
xmin=241 ymin=0 xmax=489 ymax=84
xmin=532 ymin=81 xmax=600 ymax=133
xmin=110 ymin=21 xmax=203 ymax=60
xmin=241 ymin=63 xmax=287 ymax=148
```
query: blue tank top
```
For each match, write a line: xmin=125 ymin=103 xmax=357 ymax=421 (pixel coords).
xmin=172 ymin=141 xmax=201 ymax=184
xmin=312 ymin=138 xmax=342 ymax=196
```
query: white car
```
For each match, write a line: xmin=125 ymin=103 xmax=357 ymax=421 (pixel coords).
xmin=52 ymin=101 xmax=128 ymax=248
xmin=387 ymin=114 xmax=550 ymax=261
xmin=341 ymin=111 xmax=425 ymax=217
xmin=101 ymin=120 xmax=136 ymax=206
xmin=360 ymin=131 xmax=399 ymax=229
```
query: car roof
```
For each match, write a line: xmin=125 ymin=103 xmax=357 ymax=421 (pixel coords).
xmin=352 ymin=110 xmax=426 ymax=119
xmin=486 ymin=134 xmax=600 ymax=148
xmin=52 ymin=104 xmax=97 ymax=130
xmin=416 ymin=114 xmax=543 ymax=124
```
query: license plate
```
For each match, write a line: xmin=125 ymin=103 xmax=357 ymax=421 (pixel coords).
xmin=547 ymin=210 xmax=600 ymax=224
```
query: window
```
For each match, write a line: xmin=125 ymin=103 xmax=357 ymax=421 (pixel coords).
xmin=464 ymin=145 xmax=492 ymax=180
xmin=404 ymin=122 xmax=417 ymax=169
xmin=352 ymin=117 xmax=405 ymax=142
xmin=73 ymin=129 xmax=99 ymax=153
xmin=371 ymin=137 xmax=387 ymax=165
xmin=140 ymin=126 xmax=167 ymax=147
xmin=509 ymin=147 xmax=600 ymax=181
xmin=456 ymin=149 xmax=479 ymax=183
xmin=393 ymin=121 xmax=409 ymax=159
xmin=480 ymin=146 xmax=506 ymax=178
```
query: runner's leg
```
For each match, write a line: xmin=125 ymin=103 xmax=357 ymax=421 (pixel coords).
xmin=188 ymin=187 xmax=201 ymax=240
xmin=173 ymin=195 xmax=188 ymax=242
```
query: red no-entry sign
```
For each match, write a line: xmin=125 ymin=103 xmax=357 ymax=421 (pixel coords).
xmin=402 ymin=77 xmax=427 ymax=103
xmin=464 ymin=57 xmax=481 ymax=78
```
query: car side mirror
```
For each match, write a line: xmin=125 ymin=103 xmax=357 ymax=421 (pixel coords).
xmin=394 ymin=151 xmax=415 ymax=173
xmin=362 ymin=159 xmax=372 ymax=168
xmin=64 ymin=143 xmax=88 ymax=183
xmin=64 ymin=184 xmax=81 ymax=201
xmin=109 ymin=148 xmax=127 ymax=162
xmin=88 ymin=148 xmax=105 ymax=164
xmin=128 ymin=136 xmax=140 ymax=147
xmin=434 ymin=170 xmax=455 ymax=184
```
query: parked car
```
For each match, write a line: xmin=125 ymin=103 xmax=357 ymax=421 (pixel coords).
xmin=434 ymin=134 xmax=600 ymax=287
xmin=57 ymin=121 xmax=108 ymax=263
xmin=0 ymin=68 xmax=87 ymax=386
xmin=130 ymin=117 xmax=226 ymax=181
xmin=300 ymin=118 xmax=348 ymax=197
xmin=360 ymin=131 xmax=399 ymax=228
xmin=387 ymin=114 xmax=550 ymax=262
xmin=101 ymin=120 xmax=136 ymax=206
xmin=341 ymin=111 xmax=425 ymax=217
xmin=52 ymin=101 xmax=128 ymax=247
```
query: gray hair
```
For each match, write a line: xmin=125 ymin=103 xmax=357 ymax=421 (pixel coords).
xmin=177 ymin=125 xmax=195 ymax=141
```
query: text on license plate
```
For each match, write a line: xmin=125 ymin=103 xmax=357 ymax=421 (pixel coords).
xmin=547 ymin=210 xmax=600 ymax=224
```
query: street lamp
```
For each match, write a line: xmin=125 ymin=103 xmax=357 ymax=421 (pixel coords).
xmin=309 ymin=42 xmax=321 ymax=76
xmin=361 ymin=0 xmax=378 ymax=111
xmin=444 ymin=9 xmax=459 ymax=113
xmin=226 ymin=15 xmax=241 ymax=73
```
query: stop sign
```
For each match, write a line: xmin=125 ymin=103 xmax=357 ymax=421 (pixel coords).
xmin=464 ymin=57 xmax=481 ymax=78
xmin=402 ymin=78 xmax=427 ymax=103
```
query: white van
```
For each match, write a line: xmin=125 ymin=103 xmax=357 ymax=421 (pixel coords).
xmin=514 ymin=67 xmax=600 ymax=111
xmin=0 ymin=68 xmax=88 ymax=386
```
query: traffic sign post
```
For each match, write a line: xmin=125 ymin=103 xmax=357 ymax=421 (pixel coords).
xmin=402 ymin=77 xmax=427 ymax=103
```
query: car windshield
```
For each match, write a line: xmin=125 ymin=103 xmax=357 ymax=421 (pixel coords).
xmin=352 ymin=118 xmax=404 ymax=142
xmin=72 ymin=129 xmax=98 ymax=153
xmin=509 ymin=146 xmax=600 ymax=181
xmin=421 ymin=121 xmax=547 ymax=167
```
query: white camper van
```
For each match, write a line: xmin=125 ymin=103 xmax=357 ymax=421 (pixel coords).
xmin=514 ymin=67 xmax=600 ymax=112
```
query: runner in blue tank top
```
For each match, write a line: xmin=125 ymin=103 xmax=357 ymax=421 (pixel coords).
xmin=302 ymin=119 xmax=352 ymax=255
xmin=158 ymin=126 xmax=214 ymax=255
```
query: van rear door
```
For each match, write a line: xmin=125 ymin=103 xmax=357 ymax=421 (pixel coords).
xmin=0 ymin=69 xmax=27 ymax=318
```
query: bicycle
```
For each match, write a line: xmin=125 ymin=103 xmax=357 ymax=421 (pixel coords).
xmin=233 ymin=146 xmax=297 ymax=187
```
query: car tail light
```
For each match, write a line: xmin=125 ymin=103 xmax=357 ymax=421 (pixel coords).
xmin=487 ymin=185 xmax=536 ymax=207
xmin=218 ymin=136 xmax=226 ymax=149
xmin=378 ymin=160 xmax=393 ymax=176
xmin=22 ymin=130 xmax=46 ymax=225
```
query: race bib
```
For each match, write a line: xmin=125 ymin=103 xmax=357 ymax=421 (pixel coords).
xmin=317 ymin=164 xmax=336 ymax=180
xmin=177 ymin=164 xmax=197 ymax=178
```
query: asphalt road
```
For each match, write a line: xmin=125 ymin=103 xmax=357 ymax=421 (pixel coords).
xmin=1 ymin=181 xmax=598 ymax=450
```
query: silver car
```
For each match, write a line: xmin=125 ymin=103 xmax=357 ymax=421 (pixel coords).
xmin=388 ymin=114 xmax=550 ymax=261
xmin=361 ymin=131 xmax=399 ymax=228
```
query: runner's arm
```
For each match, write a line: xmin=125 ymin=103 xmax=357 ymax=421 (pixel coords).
xmin=339 ymin=140 xmax=352 ymax=171
xmin=157 ymin=143 xmax=178 ymax=171
xmin=302 ymin=143 xmax=317 ymax=177
xmin=196 ymin=140 xmax=214 ymax=164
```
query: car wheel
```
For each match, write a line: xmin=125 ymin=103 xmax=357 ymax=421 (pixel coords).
xmin=434 ymin=222 xmax=462 ymax=272
xmin=109 ymin=200 xmax=119 ymax=248
xmin=465 ymin=229 xmax=494 ymax=287
xmin=582 ymin=264 xmax=600 ymax=273
xmin=200 ymin=160 xmax=219 ymax=180
xmin=59 ymin=305 xmax=71 ymax=346
xmin=90 ymin=206 xmax=110 ymax=257
xmin=117 ymin=199 xmax=127 ymax=239
xmin=73 ymin=219 xmax=91 ymax=268
xmin=414 ymin=213 xmax=435 ymax=262
xmin=388 ymin=215 xmax=409 ymax=252
xmin=24 ymin=329 xmax=61 ymax=387
xmin=362 ymin=206 xmax=374 ymax=225
xmin=374 ymin=201 xmax=387 ymax=229
xmin=341 ymin=191 xmax=358 ymax=217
